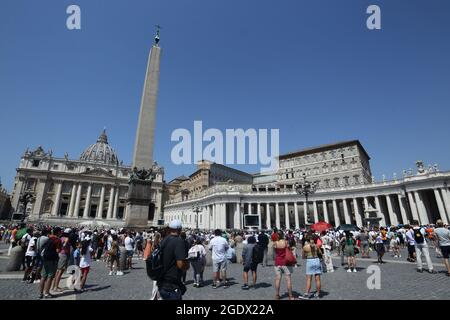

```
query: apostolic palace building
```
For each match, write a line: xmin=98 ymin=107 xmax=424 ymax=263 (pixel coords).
xmin=164 ymin=140 xmax=450 ymax=230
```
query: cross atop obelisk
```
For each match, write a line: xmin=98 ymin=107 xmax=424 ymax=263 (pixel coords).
xmin=131 ymin=25 xmax=162 ymax=170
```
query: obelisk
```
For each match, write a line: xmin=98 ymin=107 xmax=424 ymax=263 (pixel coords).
xmin=125 ymin=26 xmax=162 ymax=228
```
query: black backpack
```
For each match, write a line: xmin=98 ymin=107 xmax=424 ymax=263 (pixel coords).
xmin=146 ymin=237 xmax=171 ymax=281
xmin=41 ymin=238 xmax=58 ymax=261
xmin=414 ymin=228 xmax=425 ymax=244
xmin=252 ymin=244 xmax=264 ymax=264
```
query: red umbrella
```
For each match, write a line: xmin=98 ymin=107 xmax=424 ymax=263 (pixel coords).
xmin=311 ymin=221 xmax=332 ymax=233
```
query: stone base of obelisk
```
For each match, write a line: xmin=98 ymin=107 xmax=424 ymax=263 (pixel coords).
xmin=125 ymin=180 xmax=153 ymax=229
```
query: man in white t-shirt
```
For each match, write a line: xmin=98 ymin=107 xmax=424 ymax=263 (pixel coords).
xmin=124 ymin=232 xmax=134 ymax=270
xmin=22 ymin=230 xmax=36 ymax=282
xmin=209 ymin=229 xmax=229 ymax=289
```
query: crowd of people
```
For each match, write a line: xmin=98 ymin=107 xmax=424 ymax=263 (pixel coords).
xmin=0 ymin=217 xmax=449 ymax=300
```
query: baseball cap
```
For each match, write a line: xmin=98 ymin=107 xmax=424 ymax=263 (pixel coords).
xmin=168 ymin=219 xmax=182 ymax=230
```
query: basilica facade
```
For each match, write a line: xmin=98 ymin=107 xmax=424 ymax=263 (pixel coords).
xmin=10 ymin=130 xmax=164 ymax=227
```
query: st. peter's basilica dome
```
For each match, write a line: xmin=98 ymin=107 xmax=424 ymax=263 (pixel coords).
xmin=79 ymin=130 xmax=119 ymax=166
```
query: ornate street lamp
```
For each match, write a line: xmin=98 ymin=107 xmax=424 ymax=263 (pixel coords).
xmin=294 ymin=173 xmax=318 ymax=225
xmin=19 ymin=192 xmax=34 ymax=222
xmin=192 ymin=202 xmax=203 ymax=230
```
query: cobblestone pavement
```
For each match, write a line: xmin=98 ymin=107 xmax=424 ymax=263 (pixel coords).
xmin=0 ymin=243 xmax=449 ymax=300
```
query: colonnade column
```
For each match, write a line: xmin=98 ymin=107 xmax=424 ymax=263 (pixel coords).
xmin=51 ymin=182 xmax=63 ymax=217
xmin=353 ymin=198 xmax=362 ymax=227
xmin=234 ymin=203 xmax=241 ymax=229
xmin=68 ymin=183 xmax=77 ymax=217
xmin=322 ymin=201 xmax=329 ymax=223
xmin=83 ymin=184 xmax=92 ymax=218
xmin=113 ymin=186 xmax=119 ymax=219
xmin=386 ymin=195 xmax=398 ymax=226
xmin=266 ymin=203 xmax=271 ymax=229
xmin=257 ymin=203 xmax=262 ymax=229
xmin=407 ymin=192 xmax=420 ymax=222
xmin=414 ymin=191 xmax=429 ymax=225
xmin=312 ymin=201 xmax=318 ymax=223
xmin=275 ymin=203 xmax=280 ymax=229
xmin=284 ymin=203 xmax=290 ymax=228
xmin=303 ymin=202 xmax=308 ymax=225
xmin=434 ymin=189 xmax=449 ymax=225
xmin=374 ymin=196 xmax=386 ymax=226
xmin=342 ymin=199 xmax=351 ymax=224
xmin=294 ymin=202 xmax=299 ymax=229
xmin=397 ymin=194 xmax=409 ymax=224
xmin=332 ymin=200 xmax=340 ymax=227
xmin=107 ymin=186 xmax=115 ymax=219
xmin=73 ymin=184 xmax=83 ymax=218
xmin=97 ymin=185 xmax=105 ymax=219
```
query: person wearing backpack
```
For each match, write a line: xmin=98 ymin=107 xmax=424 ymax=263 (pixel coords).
xmin=188 ymin=238 xmax=206 ymax=288
xmin=38 ymin=227 xmax=62 ymax=299
xmin=241 ymin=236 xmax=259 ymax=290
xmin=257 ymin=231 xmax=269 ymax=267
xmin=412 ymin=221 xmax=436 ymax=273
xmin=155 ymin=220 xmax=189 ymax=300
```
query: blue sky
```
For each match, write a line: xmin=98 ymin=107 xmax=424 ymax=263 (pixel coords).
xmin=1 ymin=0 xmax=450 ymax=190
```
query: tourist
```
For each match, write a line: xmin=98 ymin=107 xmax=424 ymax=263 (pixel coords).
xmin=412 ymin=221 xmax=435 ymax=273
xmin=135 ymin=232 xmax=144 ymax=259
xmin=188 ymin=237 xmax=206 ymax=287
xmin=157 ymin=220 xmax=189 ymax=300
xmin=257 ymin=230 xmax=269 ymax=267
xmin=405 ymin=225 xmax=416 ymax=262
xmin=321 ymin=231 xmax=334 ymax=273
xmin=37 ymin=227 xmax=61 ymax=299
xmin=357 ymin=229 xmax=370 ymax=258
xmin=375 ymin=229 xmax=386 ymax=264
xmin=73 ymin=240 xmax=81 ymax=266
xmin=209 ymin=229 xmax=230 ymax=289
xmin=432 ymin=220 xmax=450 ymax=276
xmin=343 ymin=231 xmax=357 ymax=272
xmin=299 ymin=232 xmax=322 ymax=299
xmin=150 ymin=231 xmax=163 ymax=300
xmin=78 ymin=237 xmax=93 ymax=292
xmin=390 ymin=234 xmax=401 ymax=258
xmin=22 ymin=230 xmax=38 ymax=283
xmin=52 ymin=228 xmax=71 ymax=292
xmin=108 ymin=234 xmax=122 ymax=276
xmin=180 ymin=232 xmax=190 ymax=284
xmin=273 ymin=231 xmax=294 ymax=300
xmin=241 ymin=235 xmax=258 ymax=290
xmin=124 ymin=232 xmax=134 ymax=270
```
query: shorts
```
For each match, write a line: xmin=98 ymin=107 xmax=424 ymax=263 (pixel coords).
xmin=25 ymin=256 xmax=36 ymax=268
xmin=243 ymin=263 xmax=258 ymax=273
xmin=57 ymin=255 xmax=68 ymax=270
xmin=407 ymin=244 xmax=415 ymax=255
xmin=126 ymin=250 xmax=134 ymax=258
xmin=41 ymin=260 xmax=58 ymax=278
xmin=80 ymin=266 xmax=90 ymax=276
xmin=345 ymin=246 xmax=355 ymax=257
xmin=212 ymin=260 xmax=227 ymax=273
xmin=440 ymin=246 xmax=450 ymax=259
xmin=274 ymin=265 xmax=293 ymax=276
xmin=306 ymin=258 xmax=322 ymax=275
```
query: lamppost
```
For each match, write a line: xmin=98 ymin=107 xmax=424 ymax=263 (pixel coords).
xmin=294 ymin=173 xmax=318 ymax=226
xmin=192 ymin=203 xmax=203 ymax=230
xmin=19 ymin=192 xmax=34 ymax=222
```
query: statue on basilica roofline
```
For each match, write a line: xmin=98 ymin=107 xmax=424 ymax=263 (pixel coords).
xmin=416 ymin=160 xmax=426 ymax=175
